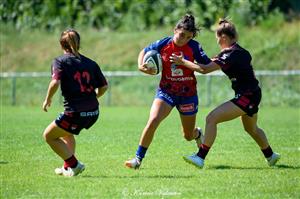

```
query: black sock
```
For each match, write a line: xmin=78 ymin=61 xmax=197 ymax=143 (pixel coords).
xmin=197 ymin=144 xmax=210 ymax=160
xmin=261 ymin=146 xmax=273 ymax=158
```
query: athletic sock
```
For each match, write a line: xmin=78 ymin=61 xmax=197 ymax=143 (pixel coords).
xmin=261 ymin=146 xmax=273 ymax=159
xmin=136 ymin=145 xmax=148 ymax=161
xmin=64 ymin=155 xmax=78 ymax=169
xmin=197 ymin=144 xmax=210 ymax=160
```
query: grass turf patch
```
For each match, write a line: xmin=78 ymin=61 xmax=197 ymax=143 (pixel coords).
xmin=1 ymin=106 xmax=299 ymax=198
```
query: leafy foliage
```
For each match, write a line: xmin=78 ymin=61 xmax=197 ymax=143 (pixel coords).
xmin=1 ymin=0 xmax=298 ymax=31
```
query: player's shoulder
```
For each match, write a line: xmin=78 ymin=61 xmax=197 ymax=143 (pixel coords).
xmin=231 ymin=43 xmax=248 ymax=53
xmin=54 ymin=53 xmax=76 ymax=64
xmin=218 ymin=43 xmax=251 ymax=62
xmin=232 ymin=43 xmax=251 ymax=59
xmin=54 ymin=54 xmax=66 ymax=62
xmin=187 ymin=39 xmax=204 ymax=50
xmin=154 ymin=36 xmax=172 ymax=47
xmin=145 ymin=36 xmax=172 ymax=52
xmin=158 ymin=36 xmax=172 ymax=43
xmin=52 ymin=54 xmax=66 ymax=67
xmin=79 ymin=54 xmax=93 ymax=62
xmin=81 ymin=54 xmax=101 ymax=70
xmin=80 ymin=54 xmax=98 ymax=66
xmin=219 ymin=43 xmax=239 ymax=56
xmin=188 ymin=39 xmax=200 ymax=45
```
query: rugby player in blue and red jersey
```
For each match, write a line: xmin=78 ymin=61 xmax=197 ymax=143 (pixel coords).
xmin=125 ymin=14 xmax=211 ymax=169
xmin=42 ymin=29 xmax=108 ymax=176
xmin=170 ymin=19 xmax=280 ymax=168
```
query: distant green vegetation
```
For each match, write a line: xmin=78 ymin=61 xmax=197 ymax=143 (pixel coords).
xmin=1 ymin=0 xmax=299 ymax=72
xmin=2 ymin=0 xmax=298 ymax=31
xmin=1 ymin=9 xmax=299 ymax=107
xmin=1 ymin=19 xmax=300 ymax=72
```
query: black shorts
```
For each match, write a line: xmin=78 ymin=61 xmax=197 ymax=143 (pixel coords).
xmin=231 ymin=88 xmax=261 ymax=117
xmin=55 ymin=109 xmax=99 ymax=135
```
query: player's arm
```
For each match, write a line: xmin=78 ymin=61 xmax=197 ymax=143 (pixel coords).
xmin=138 ymin=49 xmax=157 ymax=75
xmin=170 ymin=53 xmax=220 ymax=74
xmin=185 ymin=59 xmax=220 ymax=74
xmin=96 ymin=85 xmax=108 ymax=98
xmin=94 ymin=63 xmax=108 ymax=98
xmin=42 ymin=79 xmax=60 ymax=112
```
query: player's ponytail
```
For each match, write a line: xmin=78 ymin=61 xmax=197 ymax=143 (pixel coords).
xmin=60 ymin=29 xmax=80 ymax=58
xmin=175 ymin=13 xmax=200 ymax=37
xmin=216 ymin=18 xmax=238 ymax=40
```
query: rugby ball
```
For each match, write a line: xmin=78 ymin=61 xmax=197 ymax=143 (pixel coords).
xmin=143 ymin=50 xmax=162 ymax=75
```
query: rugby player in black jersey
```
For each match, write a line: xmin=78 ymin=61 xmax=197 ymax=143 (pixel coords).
xmin=42 ymin=29 xmax=108 ymax=176
xmin=170 ymin=19 xmax=280 ymax=168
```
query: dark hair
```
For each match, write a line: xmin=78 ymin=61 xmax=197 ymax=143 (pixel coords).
xmin=60 ymin=28 xmax=81 ymax=57
xmin=216 ymin=19 xmax=238 ymax=40
xmin=175 ymin=13 xmax=200 ymax=37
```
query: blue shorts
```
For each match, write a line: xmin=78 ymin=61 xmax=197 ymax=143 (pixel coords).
xmin=55 ymin=109 xmax=99 ymax=135
xmin=155 ymin=88 xmax=198 ymax=115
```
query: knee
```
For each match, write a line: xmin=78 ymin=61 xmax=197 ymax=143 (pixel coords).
xmin=148 ymin=116 xmax=162 ymax=128
xmin=43 ymin=131 xmax=50 ymax=142
xmin=183 ymin=131 xmax=194 ymax=141
xmin=43 ymin=129 xmax=55 ymax=143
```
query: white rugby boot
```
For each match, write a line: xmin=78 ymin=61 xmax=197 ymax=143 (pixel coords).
xmin=195 ymin=127 xmax=204 ymax=148
xmin=125 ymin=157 xmax=141 ymax=169
xmin=54 ymin=166 xmax=64 ymax=175
xmin=61 ymin=161 xmax=85 ymax=177
xmin=183 ymin=154 xmax=204 ymax=169
xmin=266 ymin=152 xmax=280 ymax=166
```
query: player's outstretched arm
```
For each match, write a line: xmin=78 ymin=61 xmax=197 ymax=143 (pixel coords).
xmin=196 ymin=61 xmax=220 ymax=74
xmin=42 ymin=79 xmax=60 ymax=112
xmin=170 ymin=53 xmax=220 ymax=74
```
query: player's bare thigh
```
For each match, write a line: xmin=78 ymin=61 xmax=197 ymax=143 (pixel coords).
xmin=148 ymin=98 xmax=173 ymax=123
xmin=207 ymin=101 xmax=245 ymax=124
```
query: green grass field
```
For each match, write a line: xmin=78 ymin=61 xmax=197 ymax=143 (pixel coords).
xmin=1 ymin=106 xmax=299 ymax=198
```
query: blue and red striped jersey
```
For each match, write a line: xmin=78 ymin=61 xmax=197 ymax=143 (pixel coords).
xmin=145 ymin=37 xmax=211 ymax=96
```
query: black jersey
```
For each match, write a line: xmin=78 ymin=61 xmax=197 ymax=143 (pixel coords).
xmin=51 ymin=53 xmax=107 ymax=112
xmin=213 ymin=43 xmax=259 ymax=93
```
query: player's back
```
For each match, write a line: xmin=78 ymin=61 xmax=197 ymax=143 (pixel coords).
xmin=55 ymin=53 xmax=100 ymax=111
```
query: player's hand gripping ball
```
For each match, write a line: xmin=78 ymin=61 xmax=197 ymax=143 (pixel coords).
xmin=143 ymin=50 xmax=162 ymax=75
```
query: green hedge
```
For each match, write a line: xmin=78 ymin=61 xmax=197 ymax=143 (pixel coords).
xmin=1 ymin=0 xmax=299 ymax=31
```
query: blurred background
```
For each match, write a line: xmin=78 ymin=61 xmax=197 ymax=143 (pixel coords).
xmin=1 ymin=0 xmax=299 ymax=107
